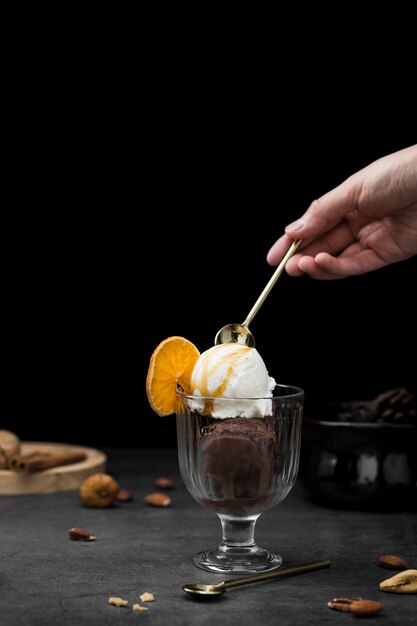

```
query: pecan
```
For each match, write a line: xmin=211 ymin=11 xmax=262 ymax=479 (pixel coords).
xmin=154 ymin=477 xmax=175 ymax=489
xmin=327 ymin=597 xmax=362 ymax=612
xmin=116 ymin=488 xmax=133 ymax=502
xmin=378 ymin=554 xmax=408 ymax=570
xmin=349 ymin=600 xmax=384 ymax=616
xmin=380 ymin=569 xmax=417 ymax=593
xmin=69 ymin=527 xmax=96 ymax=541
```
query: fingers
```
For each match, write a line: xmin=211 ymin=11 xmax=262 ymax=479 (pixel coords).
xmin=296 ymin=249 xmax=387 ymax=280
xmin=269 ymin=235 xmax=388 ymax=279
xmin=267 ymin=175 xmax=363 ymax=273
xmin=267 ymin=222 xmax=356 ymax=269
xmin=267 ymin=235 xmax=308 ymax=276
xmin=285 ymin=255 xmax=306 ymax=276
xmin=314 ymin=250 xmax=387 ymax=276
xmin=267 ymin=234 xmax=296 ymax=266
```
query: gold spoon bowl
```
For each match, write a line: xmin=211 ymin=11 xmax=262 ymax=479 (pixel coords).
xmin=215 ymin=239 xmax=302 ymax=348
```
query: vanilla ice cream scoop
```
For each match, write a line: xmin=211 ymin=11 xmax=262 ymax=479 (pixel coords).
xmin=190 ymin=343 xmax=276 ymax=418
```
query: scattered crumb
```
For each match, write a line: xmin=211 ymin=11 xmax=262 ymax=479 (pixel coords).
xmin=139 ymin=592 xmax=155 ymax=602
xmin=108 ymin=596 xmax=129 ymax=607
xmin=133 ymin=603 xmax=149 ymax=612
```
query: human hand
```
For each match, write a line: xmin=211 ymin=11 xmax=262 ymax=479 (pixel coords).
xmin=267 ymin=145 xmax=417 ymax=279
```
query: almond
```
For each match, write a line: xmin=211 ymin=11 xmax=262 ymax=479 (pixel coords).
xmin=144 ymin=492 xmax=171 ymax=507
xmin=378 ymin=554 xmax=408 ymax=570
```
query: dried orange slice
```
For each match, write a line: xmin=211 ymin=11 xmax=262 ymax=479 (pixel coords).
xmin=146 ymin=336 xmax=200 ymax=417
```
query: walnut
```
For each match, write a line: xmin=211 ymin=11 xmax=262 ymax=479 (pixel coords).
xmin=0 ymin=430 xmax=21 ymax=469
xmin=139 ymin=592 xmax=155 ymax=602
xmin=79 ymin=473 xmax=119 ymax=508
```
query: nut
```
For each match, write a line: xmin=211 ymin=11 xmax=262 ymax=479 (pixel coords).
xmin=327 ymin=597 xmax=362 ymax=612
xmin=0 ymin=430 xmax=21 ymax=469
xmin=108 ymin=597 xmax=128 ymax=607
xmin=378 ymin=554 xmax=408 ymax=569
xmin=349 ymin=600 xmax=384 ymax=616
xmin=79 ymin=473 xmax=119 ymax=508
xmin=154 ymin=477 xmax=175 ymax=489
xmin=139 ymin=592 xmax=154 ymax=602
xmin=144 ymin=492 xmax=171 ymax=507
xmin=69 ymin=527 xmax=96 ymax=541
xmin=132 ymin=604 xmax=149 ymax=612
xmin=116 ymin=488 xmax=133 ymax=502
xmin=328 ymin=598 xmax=384 ymax=616
xmin=380 ymin=569 xmax=417 ymax=593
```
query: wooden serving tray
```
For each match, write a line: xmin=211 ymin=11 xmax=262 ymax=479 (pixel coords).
xmin=0 ymin=442 xmax=106 ymax=495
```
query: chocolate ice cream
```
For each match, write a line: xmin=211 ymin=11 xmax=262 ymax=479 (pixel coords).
xmin=198 ymin=416 xmax=282 ymax=516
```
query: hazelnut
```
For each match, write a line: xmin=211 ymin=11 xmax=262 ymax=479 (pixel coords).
xmin=0 ymin=430 xmax=21 ymax=469
xmin=79 ymin=473 xmax=119 ymax=508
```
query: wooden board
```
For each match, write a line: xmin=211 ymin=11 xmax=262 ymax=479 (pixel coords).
xmin=0 ymin=442 xmax=106 ymax=495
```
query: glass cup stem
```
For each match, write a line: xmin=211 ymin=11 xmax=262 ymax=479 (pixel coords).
xmin=194 ymin=513 xmax=283 ymax=573
xmin=219 ymin=515 xmax=258 ymax=548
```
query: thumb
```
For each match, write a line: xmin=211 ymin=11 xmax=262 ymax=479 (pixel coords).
xmin=285 ymin=177 xmax=361 ymax=240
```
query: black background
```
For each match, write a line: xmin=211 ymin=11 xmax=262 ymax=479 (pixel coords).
xmin=2 ymin=54 xmax=416 ymax=448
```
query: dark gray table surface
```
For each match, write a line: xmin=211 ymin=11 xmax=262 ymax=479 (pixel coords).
xmin=1 ymin=448 xmax=416 ymax=625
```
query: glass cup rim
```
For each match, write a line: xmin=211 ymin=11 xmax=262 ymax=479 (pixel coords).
xmin=176 ymin=383 xmax=304 ymax=402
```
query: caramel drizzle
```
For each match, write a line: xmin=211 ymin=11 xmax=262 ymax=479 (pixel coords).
xmin=196 ymin=347 xmax=252 ymax=397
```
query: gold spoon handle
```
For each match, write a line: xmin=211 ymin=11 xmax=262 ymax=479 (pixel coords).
xmin=242 ymin=239 xmax=302 ymax=328
xmin=223 ymin=559 xmax=331 ymax=589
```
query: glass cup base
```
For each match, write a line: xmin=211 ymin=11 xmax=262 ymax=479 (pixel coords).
xmin=193 ymin=545 xmax=283 ymax=574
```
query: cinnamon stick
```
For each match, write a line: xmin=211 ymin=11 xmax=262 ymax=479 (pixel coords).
xmin=11 ymin=450 xmax=87 ymax=472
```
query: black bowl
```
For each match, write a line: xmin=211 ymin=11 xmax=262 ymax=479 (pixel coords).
xmin=300 ymin=410 xmax=417 ymax=510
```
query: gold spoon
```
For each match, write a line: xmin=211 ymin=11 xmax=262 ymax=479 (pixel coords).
xmin=214 ymin=239 xmax=302 ymax=347
xmin=182 ymin=559 xmax=331 ymax=597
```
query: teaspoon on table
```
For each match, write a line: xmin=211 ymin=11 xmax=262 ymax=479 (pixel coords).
xmin=182 ymin=559 xmax=331 ymax=597
xmin=214 ymin=239 xmax=302 ymax=348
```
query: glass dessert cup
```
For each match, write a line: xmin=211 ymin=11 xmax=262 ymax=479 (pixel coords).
xmin=176 ymin=385 xmax=304 ymax=574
